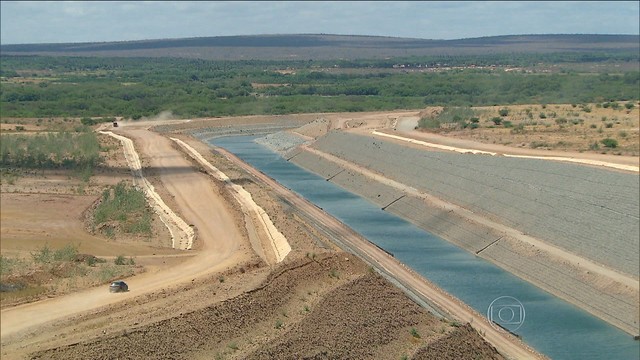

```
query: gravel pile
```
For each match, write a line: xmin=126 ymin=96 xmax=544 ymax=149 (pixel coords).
xmin=310 ymin=131 xmax=639 ymax=276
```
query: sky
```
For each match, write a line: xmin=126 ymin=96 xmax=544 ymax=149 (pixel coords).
xmin=1 ymin=1 xmax=639 ymax=45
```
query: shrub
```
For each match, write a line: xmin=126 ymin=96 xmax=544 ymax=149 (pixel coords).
xmin=53 ymin=244 xmax=79 ymax=262
xmin=601 ymin=138 xmax=618 ymax=148
xmin=86 ymin=256 xmax=97 ymax=267
xmin=590 ymin=124 xmax=597 ymax=129
xmin=410 ymin=327 xmax=421 ymax=338
xmin=605 ymin=123 xmax=614 ymax=128
xmin=539 ymin=112 xmax=547 ymax=119
xmin=329 ymin=269 xmax=339 ymax=279
xmin=114 ymin=255 xmax=126 ymax=265
xmin=418 ymin=117 xmax=440 ymax=129
xmin=510 ymin=123 xmax=526 ymax=134
xmin=555 ymin=118 xmax=568 ymax=125
xmin=625 ymin=102 xmax=634 ymax=109
xmin=503 ymin=121 xmax=513 ymax=128
xmin=31 ymin=244 xmax=53 ymax=264
xmin=498 ymin=108 xmax=509 ymax=117
xmin=530 ymin=141 xmax=549 ymax=149
xmin=491 ymin=117 xmax=503 ymax=125
xmin=0 ymin=256 xmax=23 ymax=276
xmin=470 ymin=117 xmax=480 ymax=123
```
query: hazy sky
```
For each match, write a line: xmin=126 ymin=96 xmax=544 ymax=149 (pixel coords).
xmin=1 ymin=1 xmax=639 ymax=45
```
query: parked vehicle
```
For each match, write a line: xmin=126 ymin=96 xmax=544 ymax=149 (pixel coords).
xmin=109 ymin=280 xmax=128 ymax=293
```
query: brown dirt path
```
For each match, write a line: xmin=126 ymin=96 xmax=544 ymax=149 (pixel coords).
xmin=0 ymin=128 xmax=249 ymax=341
xmin=371 ymin=129 xmax=639 ymax=172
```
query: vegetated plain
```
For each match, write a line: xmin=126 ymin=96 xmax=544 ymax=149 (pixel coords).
xmin=0 ymin=34 xmax=638 ymax=359
xmin=1 ymin=35 xmax=638 ymax=120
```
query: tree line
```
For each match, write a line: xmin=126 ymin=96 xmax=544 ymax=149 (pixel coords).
xmin=1 ymin=55 xmax=638 ymax=119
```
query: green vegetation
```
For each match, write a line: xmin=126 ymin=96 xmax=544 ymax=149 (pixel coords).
xmin=94 ymin=182 xmax=152 ymax=235
xmin=418 ymin=106 xmax=482 ymax=129
xmin=600 ymin=138 xmax=619 ymax=148
xmin=114 ymin=255 xmax=135 ymax=265
xmin=1 ymin=55 xmax=638 ymax=119
xmin=80 ymin=116 xmax=117 ymax=126
xmin=328 ymin=268 xmax=340 ymax=279
xmin=31 ymin=243 xmax=79 ymax=264
xmin=410 ymin=327 xmax=421 ymax=339
xmin=0 ymin=130 xmax=102 ymax=181
xmin=1 ymin=244 xmax=134 ymax=304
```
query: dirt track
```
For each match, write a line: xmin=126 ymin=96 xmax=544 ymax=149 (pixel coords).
xmin=0 ymin=128 xmax=249 ymax=342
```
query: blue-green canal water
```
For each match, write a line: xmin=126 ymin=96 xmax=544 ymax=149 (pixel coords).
xmin=211 ymin=135 xmax=639 ymax=360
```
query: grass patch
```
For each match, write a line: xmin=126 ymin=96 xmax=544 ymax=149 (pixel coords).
xmin=94 ymin=181 xmax=153 ymax=236
xmin=0 ymin=131 xmax=101 ymax=181
xmin=418 ymin=107 xmax=482 ymax=130
xmin=1 ymin=244 xmax=137 ymax=305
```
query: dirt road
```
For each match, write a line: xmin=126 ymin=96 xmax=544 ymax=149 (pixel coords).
xmin=1 ymin=128 xmax=249 ymax=341
xmin=372 ymin=130 xmax=639 ymax=172
xmin=214 ymin=146 xmax=545 ymax=360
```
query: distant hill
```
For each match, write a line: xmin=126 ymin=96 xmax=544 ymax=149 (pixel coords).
xmin=1 ymin=34 xmax=638 ymax=60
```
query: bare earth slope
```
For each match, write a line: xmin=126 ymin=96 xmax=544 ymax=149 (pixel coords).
xmin=31 ymin=254 xmax=502 ymax=360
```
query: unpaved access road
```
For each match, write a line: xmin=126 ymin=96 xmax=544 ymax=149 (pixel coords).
xmin=1 ymin=128 xmax=248 ymax=341
xmin=214 ymin=146 xmax=546 ymax=360
xmin=371 ymin=129 xmax=639 ymax=173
